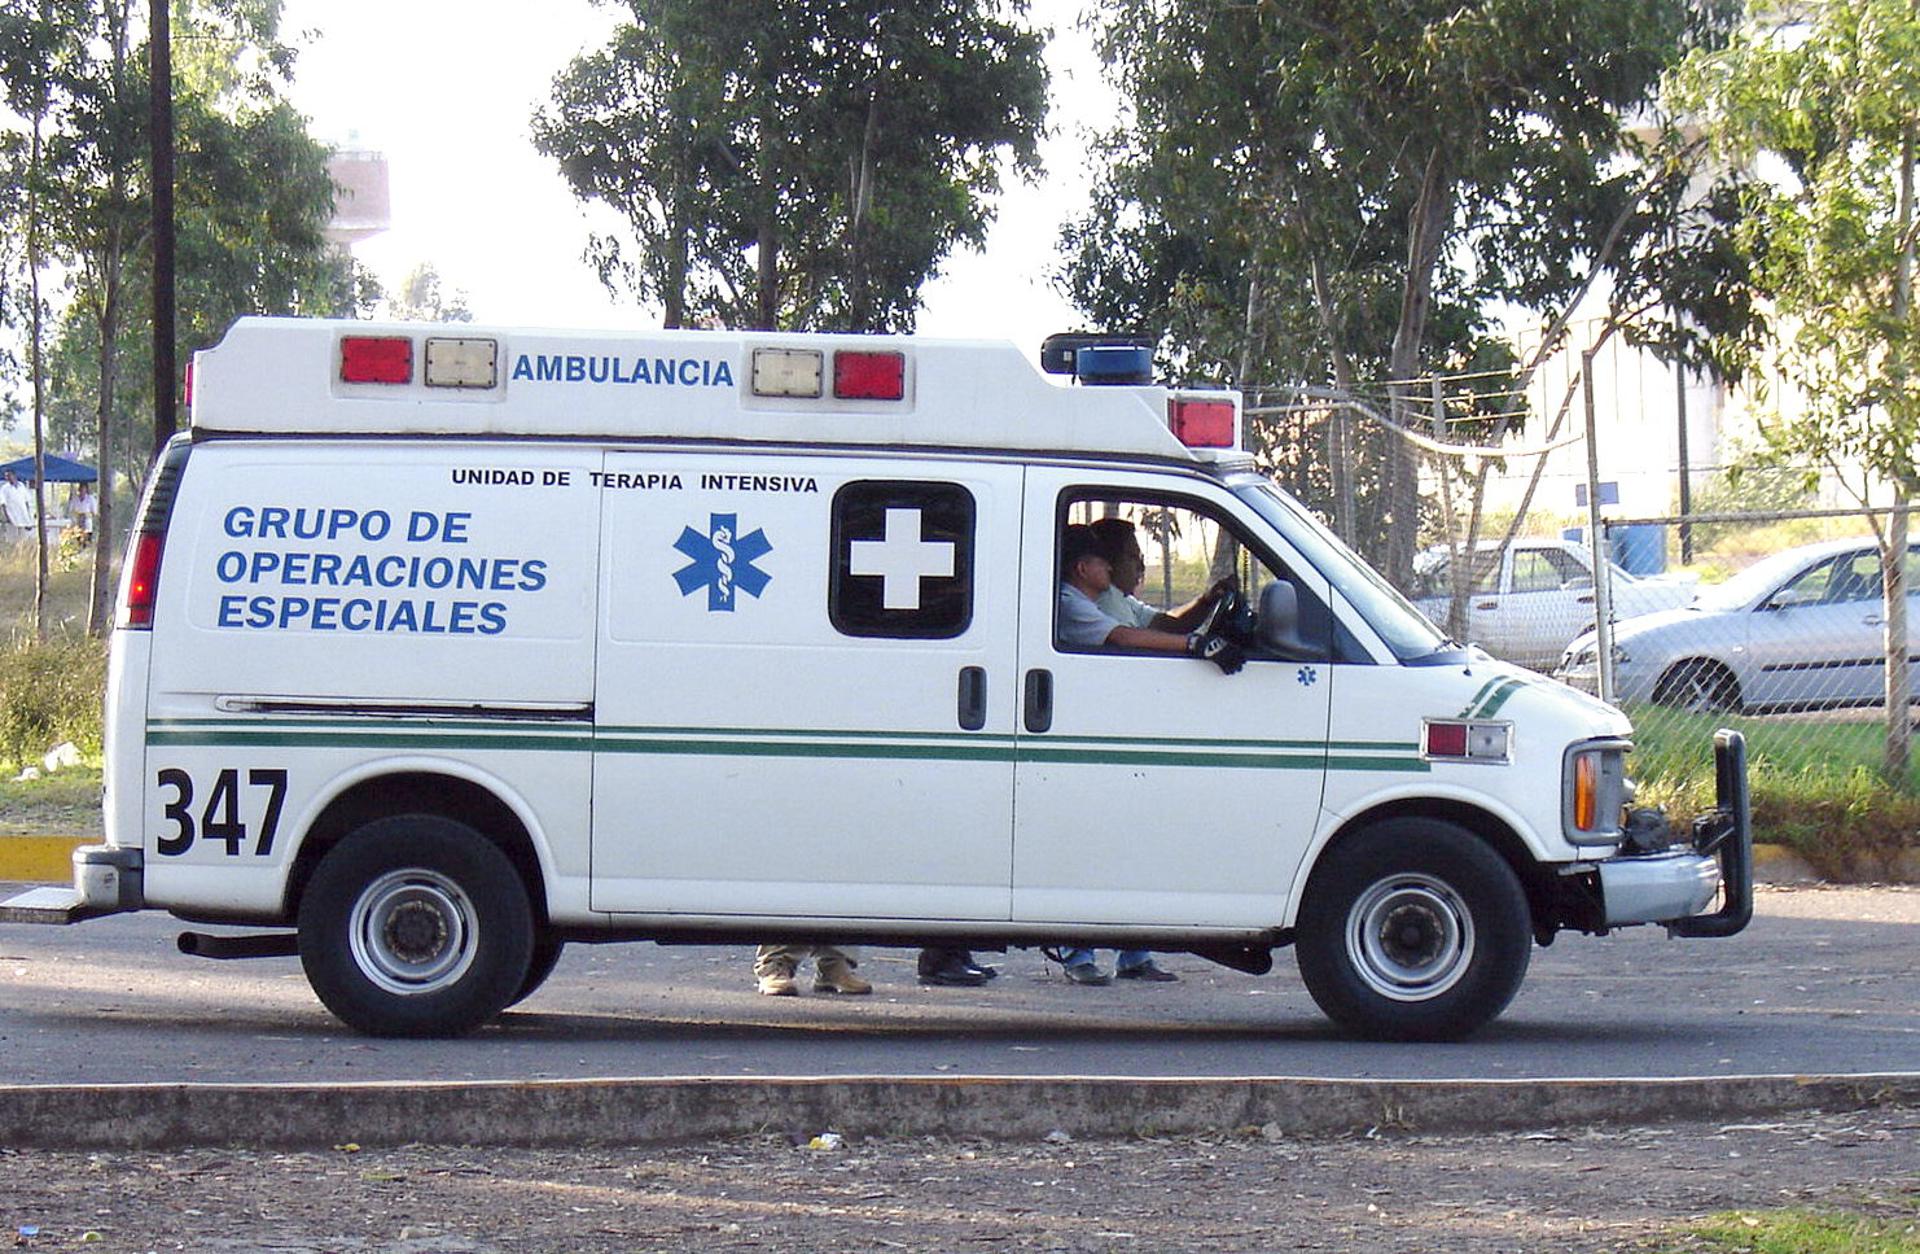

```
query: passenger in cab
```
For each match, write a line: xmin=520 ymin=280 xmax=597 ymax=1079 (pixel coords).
xmin=1057 ymin=524 xmax=1244 ymax=673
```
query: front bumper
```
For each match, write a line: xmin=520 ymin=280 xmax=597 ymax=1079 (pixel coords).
xmin=1595 ymin=730 xmax=1753 ymax=935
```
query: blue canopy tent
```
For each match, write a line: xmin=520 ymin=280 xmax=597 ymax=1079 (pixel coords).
xmin=0 ymin=453 xmax=97 ymax=483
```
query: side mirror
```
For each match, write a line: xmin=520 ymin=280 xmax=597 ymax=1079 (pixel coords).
xmin=1767 ymin=586 xmax=1819 ymax=611
xmin=1258 ymin=580 xmax=1311 ymax=657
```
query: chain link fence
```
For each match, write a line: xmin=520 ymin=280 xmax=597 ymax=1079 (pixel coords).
xmin=1240 ymin=372 xmax=1917 ymax=800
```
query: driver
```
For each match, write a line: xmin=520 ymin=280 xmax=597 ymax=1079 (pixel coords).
xmin=1088 ymin=516 xmax=1235 ymax=636
xmin=1057 ymin=524 xmax=1245 ymax=673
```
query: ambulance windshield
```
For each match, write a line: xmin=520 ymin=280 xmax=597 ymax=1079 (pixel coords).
xmin=1232 ymin=478 xmax=1452 ymax=661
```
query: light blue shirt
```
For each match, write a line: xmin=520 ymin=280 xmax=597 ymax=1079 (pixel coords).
xmin=1096 ymin=586 xmax=1158 ymax=628
xmin=1058 ymin=583 xmax=1123 ymax=648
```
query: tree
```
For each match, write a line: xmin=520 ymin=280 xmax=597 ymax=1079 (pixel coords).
xmin=1673 ymin=0 xmax=1920 ymax=785
xmin=386 ymin=262 xmax=472 ymax=323
xmin=1064 ymin=0 xmax=1738 ymax=586
xmin=534 ymin=0 xmax=1048 ymax=333
xmin=1 ymin=0 xmax=370 ymax=634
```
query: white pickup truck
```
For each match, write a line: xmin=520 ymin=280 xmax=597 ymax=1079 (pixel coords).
xmin=1411 ymin=538 xmax=1698 ymax=670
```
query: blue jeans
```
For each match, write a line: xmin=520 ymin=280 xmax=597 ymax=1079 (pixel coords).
xmin=1064 ymin=948 xmax=1150 ymax=971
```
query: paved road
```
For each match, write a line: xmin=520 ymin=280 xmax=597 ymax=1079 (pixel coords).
xmin=0 ymin=884 xmax=1914 ymax=1085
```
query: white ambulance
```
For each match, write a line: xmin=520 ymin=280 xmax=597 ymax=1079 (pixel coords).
xmin=2 ymin=318 xmax=1752 ymax=1040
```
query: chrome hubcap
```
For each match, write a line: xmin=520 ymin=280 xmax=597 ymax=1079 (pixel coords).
xmin=1346 ymin=873 xmax=1475 ymax=1002
xmin=349 ymin=868 xmax=477 ymax=996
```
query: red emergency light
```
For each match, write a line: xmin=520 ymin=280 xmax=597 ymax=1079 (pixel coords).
xmin=340 ymin=336 xmax=414 ymax=385
xmin=833 ymin=350 xmax=906 ymax=400
xmin=1169 ymin=398 xmax=1236 ymax=448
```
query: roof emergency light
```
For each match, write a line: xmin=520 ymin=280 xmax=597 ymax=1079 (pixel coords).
xmin=833 ymin=349 xmax=906 ymax=401
xmin=752 ymin=347 xmax=825 ymax=398
xmin=339 ymin=336 xmax=413 ymax=385
xmin=1075 ymin=344 xmax=1154 ymax=386
xmin=1168 ymin=397 xmax=1237 ymax=448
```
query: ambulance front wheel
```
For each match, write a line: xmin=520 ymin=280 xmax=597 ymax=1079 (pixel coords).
xmin=297 ymin=816 xmax=534 ymax=1038
xmin=1295 ymin=819 xmax=1531 ymax=1042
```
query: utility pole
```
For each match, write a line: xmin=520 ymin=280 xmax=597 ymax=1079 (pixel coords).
xmin=150 ymin=0 xmax=176 ymax=457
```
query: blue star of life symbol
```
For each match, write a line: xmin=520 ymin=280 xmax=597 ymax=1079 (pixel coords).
xmin=1297 ymin=665 xmax=1319 ymax=687
xmin=673 ymin=512 xmax=772 ymax=612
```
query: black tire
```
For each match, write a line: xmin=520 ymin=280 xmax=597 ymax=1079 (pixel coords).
xmin=509 ymin=935 xmax=566 ymax=1007
xmin=1295 ymin=818 xmax=1531 ymax=1041
xmin=297 ymin=815 xmax=533 ymax=1038
xmin=1653 ymin=659 xmax=1741 ymax=714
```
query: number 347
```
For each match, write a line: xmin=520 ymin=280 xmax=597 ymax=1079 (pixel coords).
xmin=155 ymin=768 xmax=288 ymax=857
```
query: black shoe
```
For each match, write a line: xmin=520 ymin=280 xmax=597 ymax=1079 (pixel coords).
xmin=963 ymin=957 xmax=999 ymax=980
xmin=918 ymin=953 xmax=989 ymax=987
xmin=1114 ymin=960 xmax=1178 ymax=982
xmin=1063 ymin=962 xmax=1112 ymax=986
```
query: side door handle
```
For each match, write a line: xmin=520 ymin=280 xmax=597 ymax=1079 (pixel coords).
xmin=1023 ymin=668 xmax=1053 ymax=734
xmin=957 ymin=666 xmax=987 ymax=731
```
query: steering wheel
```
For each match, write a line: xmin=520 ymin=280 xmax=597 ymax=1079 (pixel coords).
xmin=1195 ymin=581 xmax=1244 ymax=640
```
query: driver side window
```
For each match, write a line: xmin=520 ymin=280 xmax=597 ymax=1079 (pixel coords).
xmin=1055 ymin=493 xmax=1329 ymax=660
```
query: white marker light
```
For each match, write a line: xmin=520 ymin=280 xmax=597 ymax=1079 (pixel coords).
xmin=752 ymin=348 xmax=824 ymax=398
xmin=424 ymin=337 xmax=498 ymax=389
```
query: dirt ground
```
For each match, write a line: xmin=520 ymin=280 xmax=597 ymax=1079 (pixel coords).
xmin=2 ymin=1107 xmax=1914 ymax=1253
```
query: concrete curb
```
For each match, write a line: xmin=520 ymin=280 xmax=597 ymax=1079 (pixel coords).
xmin=0 ymin=1073 xmax=1914 ymax=1150
xmin=0 ymin=837 xmax=89 ymax=882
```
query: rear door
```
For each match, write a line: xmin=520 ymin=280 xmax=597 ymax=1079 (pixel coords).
xmin=590 ymin=453 xmax=1022 ymax=920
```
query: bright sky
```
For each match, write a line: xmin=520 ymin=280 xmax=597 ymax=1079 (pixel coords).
xmin=276 ymin=0 xmax=1111 ymax=360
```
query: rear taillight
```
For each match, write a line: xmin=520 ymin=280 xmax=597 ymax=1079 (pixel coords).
xmin=121 ymin=532 xmax=164 ymax=629
xmin=117 ymin=435 xmax=191 ymax=631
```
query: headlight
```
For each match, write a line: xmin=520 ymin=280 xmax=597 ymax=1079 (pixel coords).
xmin=1566 ymin=642 xmax=1629 ymax=669
xmin=1563 ymin=740 xmax=1629 ymax=845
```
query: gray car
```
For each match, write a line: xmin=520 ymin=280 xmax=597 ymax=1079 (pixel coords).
xmin=1557 ymin=537 xmax=1920 ymax=712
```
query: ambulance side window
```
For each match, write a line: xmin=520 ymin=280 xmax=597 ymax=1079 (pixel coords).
xmin=829 ymin=480 xmax=975 ymax=639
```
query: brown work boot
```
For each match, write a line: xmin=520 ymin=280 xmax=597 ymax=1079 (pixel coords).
xmin=813 ymin=955 xmax=872 ymax=995
xmin=756 ymin=967 xmax=798 ymax=996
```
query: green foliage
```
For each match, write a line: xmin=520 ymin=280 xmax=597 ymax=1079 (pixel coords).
xmin=1680 ymin=1199 xmax=1920 ymax=1253
xmin=1065 ymin=0 xmax=1741 ymax=580
xmin=0 ymin=633 xmax=106 ymax=769
xmin=2 ymin=0 xmax=375 ymax=501
xmin=1671 ymin=0 xmax=1920 ymax=785
xmin=387 ymin=263 xmax=471 ymax=323
xmin=1672 ymin=0 xmax=1920 ymax=491
xmin=1629 ymin=706 xmax=1919 ymax=880
xmin=0 ymin=764 xmax=102 ymax=834
xmin=533 ymin=0 xmax=1047 ymax=332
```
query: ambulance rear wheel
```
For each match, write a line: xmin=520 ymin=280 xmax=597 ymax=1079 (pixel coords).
xmin=1295 ymin=819 xmax=1530 ymax=1041
xmin=298 ymin=816 xmax=533 ymax=1037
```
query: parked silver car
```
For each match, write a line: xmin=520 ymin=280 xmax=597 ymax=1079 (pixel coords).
xmin=1557 ymin=537 xmax=1920 ymax=712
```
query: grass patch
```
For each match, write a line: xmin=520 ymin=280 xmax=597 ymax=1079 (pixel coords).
xmin=0 ymin=536 xmax=107 ymax=638
xmin=0 ymin=634 xmax=108 ymax=771
xmin=0 ymin=765 xmax=102 ymax=835
xmin=1630 ymin=705 xmax=1920 ymax=880
xmin=1670 ymin=1195 xmax=1920 ymax=1253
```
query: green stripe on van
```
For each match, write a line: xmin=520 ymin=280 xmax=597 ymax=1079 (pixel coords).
xmin=146 ymin=720 xmax=1426 ymax=773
